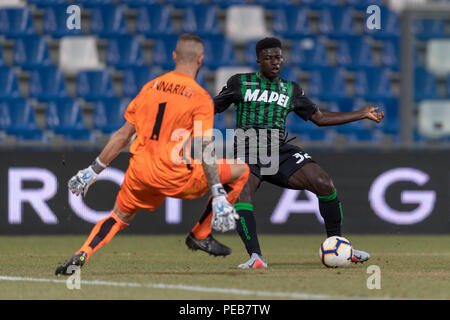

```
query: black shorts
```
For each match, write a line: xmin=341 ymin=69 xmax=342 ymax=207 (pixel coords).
xmin=244 ymin=144 xmax=315 ymax=188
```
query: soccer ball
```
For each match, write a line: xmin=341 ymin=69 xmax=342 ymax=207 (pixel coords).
xmin=319 ymin=236 xmax=353 ymax=268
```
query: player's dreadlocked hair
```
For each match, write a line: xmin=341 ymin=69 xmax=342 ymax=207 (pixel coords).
xmin=255 ymin=37 xmax=282 ymax=57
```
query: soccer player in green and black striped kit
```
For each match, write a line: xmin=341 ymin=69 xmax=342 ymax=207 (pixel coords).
xmin=186 ymin=37 xmax=384 ymax=268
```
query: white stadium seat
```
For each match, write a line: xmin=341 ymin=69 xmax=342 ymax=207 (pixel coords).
xmin=58 ymin=36 xmax=104 ymax=74
xmin=225 ymin=5 xmax=269 ymax=44
xmin=214 ymin=66 xmax=255 ymax=96
xmin=418 ymin=100 xmax=450 ymax=139
xmin=426 ymin=39 xmax=450 ymax=77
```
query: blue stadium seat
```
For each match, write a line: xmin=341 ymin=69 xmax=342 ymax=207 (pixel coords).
xmin=166 ymin=0 xmax=204 ymax=8
xmin=336 ymin=37 xmax=375 ymax=70
xmin=414 ymin=67 xmax=439 ymax=101
xmin=152 ymin=35 xmax=178 ymax=70
xmin=181 ymin=5 xmax=220 ymax=36
xmin=136 ymin=4 xmax=174 ymax=37
xmin=354 ymin=68 xmax=393 ymax=101
xmin=343 ymin=0 xmax=384 ymax=9
xmin=273 ymin=6 xmax=313 ymax=39
xmin=46 ymin=98 xmax=92 ymax=140
xmin=0 ymin=66 xmax=20 ymax=100
xmin=29 ymin=66 xmax=67 ymax=102
xmin=43 ymin=4 xmax=83 ymax=38
xmin=210 ymin=0 xmax=249 ymax=8
xmin=121 ymin=0 xmax=159 ymax=8
xmin=0 ymin=45 xmax=4 ymax=66
xmin=0 ymin=98 xmax=43 ymax=140
xmin=27 ymin=0 xmax=66 ymax=7
xmin=76 ymin=70 xmax=115 ymax=101
xmin=381 ymin=39 xmax=399 ymax=71
xmin=375 ymin=97 xmax=399 ymax=135
xmin=318 ymin=6 xmax=356 ymax=39
xmin=202 ymin=35 xmax=236 ymax=70
xmin=76 ymin=0 xmax=112 ymax=8
xmin=122 ymin=66 xmax=159 ymax=98
xmin=414 ymin=19 xmax=447 ymax=40
xmin=287 ymin=115 xmax=334 ymax=142
xmin=195 ymin=67 xmax=207 ymax=89
xmin=90 ymin=4 xmax=127 ymax=37
xmin=253 ymin=0 xmax=294 ymax=9
xmin=0 ymin=8 xmax=35 ymax=38
xmin=290 ymin=38 xmax=329 ymax=70
xmin=244 ymin=40 xmax=258 ymax=68
xmin=308 ymin=67 xmax=348 ymax=101
xmin=279 ymin=67 xmax=298 ymax=82
xmin=302 ymin=0 xmax=339 ymax=9
xmin=13 ymin=35 xmax=51 ymax=70
xmin=364 ymin=6 xmax=399 ymax=39
xmin=93 ymin=97 xmax=127 ymax=133
xmin=106 ymin=35 xmax=144 ymax=70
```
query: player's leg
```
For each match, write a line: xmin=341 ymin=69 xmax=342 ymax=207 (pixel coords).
xmin=288 ymin=162 xmax=370 ymax=263
xmin=186 ymin=160 xmax=250 ymax=256
xmin=55 ymin=202 xmax=134 ymax=276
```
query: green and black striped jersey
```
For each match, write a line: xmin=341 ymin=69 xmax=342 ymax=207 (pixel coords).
xmin=214 ymin=72 xmax=318 ymax=139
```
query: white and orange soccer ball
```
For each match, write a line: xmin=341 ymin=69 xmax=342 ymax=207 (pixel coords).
xmin=319 ymin=236 xmax=353 ymax=268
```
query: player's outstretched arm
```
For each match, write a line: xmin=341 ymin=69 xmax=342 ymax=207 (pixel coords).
xmin=310 ymin=106 xmax=384 ymax=127
xmin=68 ymin=121 xmax=136 ymax=197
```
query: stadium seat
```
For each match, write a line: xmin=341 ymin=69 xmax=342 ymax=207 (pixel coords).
xmin=354 ymin=68 xmax=393 ymax=101
xmin=27 ymin=0 xmax=66 ymax=7
xmin=414 ymin=67 xmax=439 ymax=101
xmin=29 ymin=66 xmax=67 ymax=101
xmin=279 ymin=67 xmax=298 ymax=82
xmin=244 ymin=40 xmax=258 ymax=68
xmin=13 ymin=35 xmax=51 ymax=70
xmin=90 ymin=4 xmax=127 ymax=37
xmin=46 ymin=98 xmax=92 ymax=140
xmin=43 ymin=4 xmax=83 ymax=38
xmin=417 ymin=100 xmax=450 ymax=140
xmin=121 ymin=0 xmax=158 ymax=8
xmin=76 ymin=0 xmax=112 ymax=8
xmin=318 ymin=6 xmax=356 ymax=39
xmin=308 ymin=67 xmax=348 ymax=101
xmin=414 ymin=19 xmax=446 ymax=40
xmin=76 ymin=70 xmax=114 ymax=101
xmin=0 ymin=0 xmax=26 ymax=7
xmin=273 ymin=5 xmax=312 ymax=39
xmin=210 ymin=0 xmax=249 ymax=8
xmin=336 ymin=37 xmax=375 ymax=70
xmin=93 ymin=97 xmax=128 ymax=133
xmin=181 ymin=4 xmax=220 ymax=36
xmin=202 ymin=35 xmax=237 ymax=70
xmin=301 ymin=0 xmax=339 ymax=9
xmin=59 ymin=37 xmax=103 ymax=74
xmin=0 ymin=66 xmax=20 ymax=99
xmin=286 ymin=115 xmax=334 ymax=142
xmin=136 ymin=4 xmax=174 ymax=38
xmin=106 ymin=35 xmax=144 ymax=70
xmin=0 ymin=98 xmax=43 ymax=140
xmin=122 ymin=66 xmax=159 ymax=98
xmin=165 ymin=0 xmax=203 ymax=8
xmin=0 ymin=7 xmax=34 ymax=38
xmin=426 ymin=39 xmax=450 ymax=77
xmin=364 ymin=6 xmax=399 ymax=39
xmin=225 ymin=5 xmax=268 ymax=44
xmin=343 ymin=0 xmax=383 ymax=9
xmin=152 ymin=35 xmax=178 ymax=70
xmin=195 ymin=67 xmax=207 ymax=89
xmin=253 ymin=0 xmax=294 ymax=8
xmin=381 ymin=39 xmax=399 ymax=71
xmin=290 ymin=38 xmax=329 ymax=70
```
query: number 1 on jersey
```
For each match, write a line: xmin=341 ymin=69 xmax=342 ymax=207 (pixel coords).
xmin=150 ymin=102 xmax=166 ymax=140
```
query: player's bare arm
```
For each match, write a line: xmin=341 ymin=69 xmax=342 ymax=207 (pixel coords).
xmin=68 ymin=121 xmax=136 ymax=197
xmin=310 ymin=106 xmax=385 ymax=127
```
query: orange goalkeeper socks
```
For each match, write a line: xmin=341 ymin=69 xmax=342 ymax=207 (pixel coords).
xmin=76 ymin=211 xmax=128 ymax=262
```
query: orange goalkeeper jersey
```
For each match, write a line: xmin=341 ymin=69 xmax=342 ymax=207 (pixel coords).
xmin=123 ymin=71 xmax=214 ymax=194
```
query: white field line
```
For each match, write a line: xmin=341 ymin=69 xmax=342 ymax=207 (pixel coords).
xmin=0 ymin=275 xmax=387 ymax=300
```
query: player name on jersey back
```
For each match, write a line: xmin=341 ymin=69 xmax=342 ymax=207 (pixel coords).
xmin=152 ymin=79 xmax=194 ymax=98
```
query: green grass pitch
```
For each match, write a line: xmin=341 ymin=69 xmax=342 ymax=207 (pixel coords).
xmin=0 ymin=234 xmax=449 ymax=300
